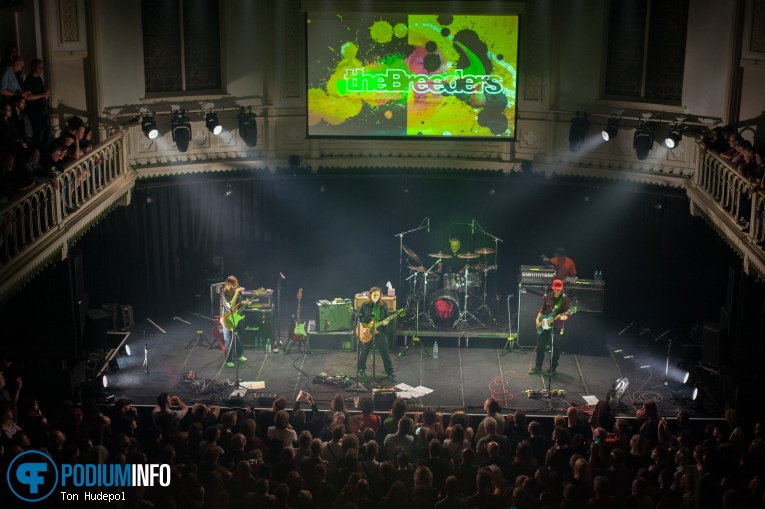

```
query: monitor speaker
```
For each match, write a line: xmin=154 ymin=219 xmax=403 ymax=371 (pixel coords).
xmin=241 ymin=308 xmax=274 ymax=346
xmin=518 ymin=285 xmax=545 ymax=346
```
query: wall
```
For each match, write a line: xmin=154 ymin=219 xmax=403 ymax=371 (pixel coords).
xmin=683 ymin=0 xmax=737 ymax=119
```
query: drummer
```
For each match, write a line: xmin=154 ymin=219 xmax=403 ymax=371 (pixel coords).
xmin=436 ymin=237 xmax=472 ymax=274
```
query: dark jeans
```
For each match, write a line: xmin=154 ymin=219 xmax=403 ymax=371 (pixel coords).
xmin=28 ymin=110 xmax=51 ymax=147
xmin=535 ymin=328 xmax=562 ymax=370
xmin=358 ymin=332 xmax=394 ymax=375
xmin=223 ymin=326 xmax=244 ymax=362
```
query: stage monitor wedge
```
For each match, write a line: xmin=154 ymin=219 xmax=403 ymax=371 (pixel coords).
xmin=306 ymin=11 xmax=519 ymax=141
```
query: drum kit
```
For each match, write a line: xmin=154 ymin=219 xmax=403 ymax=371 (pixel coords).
xmin=403 ymin=246 xmax=497 ymax=329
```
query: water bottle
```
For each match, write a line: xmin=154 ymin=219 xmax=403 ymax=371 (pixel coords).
xmin=433 ymin=341 xmax=439 ymax=359
xmin=599 ymin=270 xmax=603 ymax=281
xmin=593 ymin=270 xmax=598 ymax=280
xmin=255 ymin=337 xmax=261 ymax=350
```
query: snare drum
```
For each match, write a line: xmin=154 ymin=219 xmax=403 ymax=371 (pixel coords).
xmin=428 ymin=290 xmax=461 ymax=328
xmin=465 ymin=271 xmax=482 ymax=288
xmin=443 ymin=273 xmax=465 ymax=290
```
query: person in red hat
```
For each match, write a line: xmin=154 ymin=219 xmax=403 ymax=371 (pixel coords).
xmin=530 ymin=279 xmax=571 ymax=376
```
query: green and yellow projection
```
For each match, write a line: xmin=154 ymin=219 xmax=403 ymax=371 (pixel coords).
xmin=307 ymin=13 xmax=518 ymax=139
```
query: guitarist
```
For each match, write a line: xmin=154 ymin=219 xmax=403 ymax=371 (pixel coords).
xmin=221 ymin=275 xmax=248 ymax=368
xmin=357 ymin=286 xmax=397 ymax=383
xmin=530 ymin=279 xmax=570 ymax=376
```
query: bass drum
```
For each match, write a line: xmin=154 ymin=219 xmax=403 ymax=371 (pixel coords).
xmin=428 ymin=290 xmax=461 ymax=328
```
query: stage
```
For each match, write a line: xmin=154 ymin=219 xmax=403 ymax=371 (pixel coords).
xmin=92 ymin=308 xmax=723 ymax=420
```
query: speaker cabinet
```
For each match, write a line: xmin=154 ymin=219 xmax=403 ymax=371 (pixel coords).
xmin=702 ymin=322 xmax=726 ymax=369
xmin=518 ymin=285 xmax=545 ymax=346
xmin=240 ymin=308 xmax=274 ymax=346
xmin=83 ymin=309 xmax=110 ymax=352
xmin=317 ymin=302 xmax=353 ymax=332
xmin=566 ymin=287 xmax=605 ymax=314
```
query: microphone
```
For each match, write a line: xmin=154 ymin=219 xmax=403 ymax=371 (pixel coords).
xmin=427 ymin=218 xmax=430 ymax=233
xmin=279 ymin=272 xmax=286 ymax=280
xmin=471 ymin=220 xmax=474 ymax=234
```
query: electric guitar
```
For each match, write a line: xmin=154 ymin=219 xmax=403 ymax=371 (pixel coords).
xmin=290 ymin=288 xmax=307 ymax=342
xmin=536 ymin=306 xmax=578 ymax=334
xmin=357 ymin=308 xmax=406 ymax=343
xmin=220 ymin=287 xmax=265 ymax=331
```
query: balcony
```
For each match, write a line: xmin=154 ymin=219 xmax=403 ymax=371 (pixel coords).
xmin=1 ymin=127 xmax=762 ymax=302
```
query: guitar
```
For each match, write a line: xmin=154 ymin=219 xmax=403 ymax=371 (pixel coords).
xmin=357 ymin=308 xmax=406 ymax=343
xmin=211 ymin=320 xmax=225 ymax=350
xmin=290 ymin=288 xmax=307 ymax=342
xmin=220 ymin=287 xmax=266 ymax=331
xmin=536 ymin=306 xmax=578 ymax=334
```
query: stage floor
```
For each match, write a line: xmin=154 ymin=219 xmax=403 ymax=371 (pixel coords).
xmin=98 ymin=309 xmax=720 ymax=419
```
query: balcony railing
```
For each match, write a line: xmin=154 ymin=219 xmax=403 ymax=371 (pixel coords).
xmin=0 ymin=131 xmax=131 ymax=301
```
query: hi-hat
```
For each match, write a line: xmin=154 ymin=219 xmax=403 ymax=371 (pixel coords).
xmin=475 ymin=247 xmax=495 ymax=255
xmin=407 ymin=265 xmax=426 ymax=272
xmin=457 ymin=252 xmax=479 ymax=259
xmin=429 ymin=252 xmax=452 ymax=259
xmin=402 ymin=244 xmax=422 ymax=265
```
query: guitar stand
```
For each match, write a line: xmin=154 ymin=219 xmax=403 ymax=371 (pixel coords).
xmin=284 ymin=333 xmax=314 ymax=355
xmin=186 ymin=294 xmax=215 ymax=349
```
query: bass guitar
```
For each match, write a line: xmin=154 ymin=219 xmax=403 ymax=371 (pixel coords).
xmin=357 ymin=308 xmax=406 ymax=343
xmin=220 ymin=287 xmax=266 ymax=331
xmin=536 ymin=306 xmax=578 ymax=334
xmin=290 ymin=288 xmax=307 ymax=342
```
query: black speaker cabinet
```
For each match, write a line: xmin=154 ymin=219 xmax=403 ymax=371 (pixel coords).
xmin=566 ymin=286 xmax=605 ymax=314
xmin=83 ymin=308 xmax=110 ymax=351
xmin=702 ymin=322 xmax=726 ymax=369
xmin=317 ymin=302 xmax=353 ymax=332
xmin=307 ymin=331 xmax=355 ymax=351
xmin=518 ymin=285 xmax=545 ymax=346
xmin=240 ymin=308 xmax=274 ymax=346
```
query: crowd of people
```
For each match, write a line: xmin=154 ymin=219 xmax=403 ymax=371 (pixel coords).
xmin=1 ymin=369 xmax=764 ymax=509
xmin=0 ymin=45 xmax=99 ymax=213
xmin=702 ymin=126 xmax=765 ymax=247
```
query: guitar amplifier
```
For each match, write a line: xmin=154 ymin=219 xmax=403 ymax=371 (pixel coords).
xmin=243 ymin=289 xmax=273 ymax=308
xmin=316 ymin=301 xmax=353 ymax=332
xmin=519 ymin=265 xmax=555 ymax=285
xmin=241 ymin=308 xmax=274 ymax=346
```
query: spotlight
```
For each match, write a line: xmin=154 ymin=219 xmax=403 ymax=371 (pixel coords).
xmin=102 ymin=374 xmax=109 ymax=388
xmin=665 ymin=123 xmax=683 ymax=149
xmin=633 ymin=121 xmax=654 ymax=160
xmin=569 ymin=111 xmax=589 ymax=153
xmin=602 ymin=118 xmax=619 ymax=141
xmin=238 ymin=106 xmax=258 ymax=147
xmin=141 ymin=113 xmax=158 ymax=140
xmin=171 ymin=109 xmax=191 ymax=152
xmin=206 ymin=112 xmax=222 ymax=136
xmin=674 ymin=384 xmax=699 ymax=401
xmin=119 ymin=344 xmax=131 ymax=356
xmin=145 ymin=192 xmax=154 ymax=204
xmin=606 ymin=377 xmax=629 ymax=407
xmin=225 ymin=183 xmax=233 ymax=197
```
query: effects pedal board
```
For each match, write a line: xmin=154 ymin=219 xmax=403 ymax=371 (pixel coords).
xmin=524 ymin=389 xmax=566 ymax=398
xmin=312 ymin=373 xmax=353 ymax=390
xmin=252 ymin=392 xmax=279 ymax=406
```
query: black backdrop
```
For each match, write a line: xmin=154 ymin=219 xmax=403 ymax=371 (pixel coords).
xmin=64 ymin=170 xmax=734 ymax=333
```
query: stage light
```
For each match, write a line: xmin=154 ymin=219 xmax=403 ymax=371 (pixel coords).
xmin=665 ymin=123 xmax=683 ymax=149
xmin=633 ymin=121 xmax=654 ymax=160
xmin=206 ymin=112 xmax=222 ymax=136
xmin=118 ymin=344 xmax=131 ymax=356
xmin=171 ymin=109 xmax=191 ymax=152
xmin=569 ymin=111 xmax=589 ymax=153
xmin=602 ymin=118 xmax=619 ymax=141
xmin=238 ymin=106 xmax=258 ymax=147
xmin=675 ymin=384 xmax=698 ymax=401
xmin=141 ymin=113 xmax=158 ymax=139
xmin=606 ymin=377 xmax=629 ymax=407
xmin=677 ymin=359 xmax=690 ymax=383
xmin=102 ymin=374 xmax=109 ymax=388
xmin=225 ymin=183 xmax=233 ymax=197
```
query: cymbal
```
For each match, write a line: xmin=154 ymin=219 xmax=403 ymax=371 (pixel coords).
xmin=429 ymin=252 xmax=452 ymax=259
xmin=407 ymin=265 xmax=426 ymax=272
xmin=457 ymin=252 xmax=479 ymax=259
xmin=402 ymin=244 xmax=422 ymax=265
xmin=475 ymin=247 xmax=495 ymax=255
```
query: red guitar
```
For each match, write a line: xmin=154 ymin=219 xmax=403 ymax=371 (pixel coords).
xmin=211 ymin=319 xmax=225 ymax=350
xmin=290 ymin=288 xmax=307 ymax=342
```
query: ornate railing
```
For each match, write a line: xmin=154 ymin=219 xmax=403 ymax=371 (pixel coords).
xmin=0 ymin=132 xmax=131 ymax=302
xmin=693 ymin=143 xmax=765 ymax=251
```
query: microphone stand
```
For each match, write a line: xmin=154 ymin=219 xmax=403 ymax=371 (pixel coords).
xmin=143 ymin=331 xmax=149 ymax=374
xmin=348 ymin=310 xmax=368 ymax=392
xmin=471 ymin=220 xmax=504 ymax=321
xmin=394 ymin=218 xmax=429 ymax=306
xmin=276 ymin=273 xmax=283 ymax=352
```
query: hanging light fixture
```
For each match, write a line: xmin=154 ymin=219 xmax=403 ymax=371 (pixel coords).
xmin=665 ymin=123 xmax=683 ymax=149
xmin=206 ymin=112 xmax=222 ymax=136
xmin=633 ymin=121 xmax=655 ymax=160
xmin=171 ymin=109 xmax=191 ymax=152
xmin=141 ymin=113 xmax=158 ymax=140
xmin=602 ymin=117 xmax=619 ymax=141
